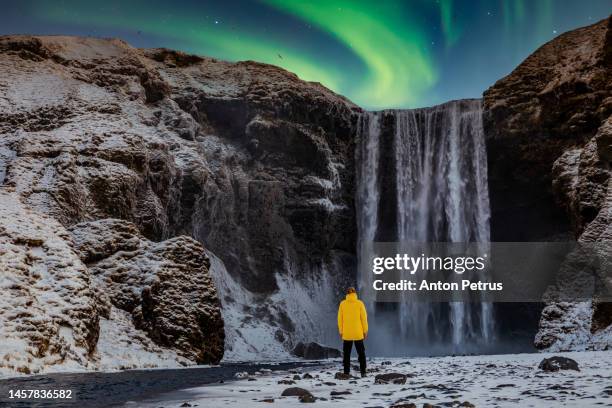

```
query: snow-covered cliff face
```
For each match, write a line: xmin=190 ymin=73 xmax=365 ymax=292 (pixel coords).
xmin=0 ymin=34 xmax=360 ymax=370
xmin=0 ymin=191 xmax=218 ymax=375
xmin=0 ymin=191 xmax=99 ymax=375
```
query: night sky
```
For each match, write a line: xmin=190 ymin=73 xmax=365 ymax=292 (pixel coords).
xmin=2 ymin=1 xmax=610 ymax=109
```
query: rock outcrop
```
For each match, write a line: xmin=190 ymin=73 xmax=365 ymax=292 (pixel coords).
xmin=484 ymin=16 xmax=612 ymax=350
xmin=0 ymin=33 xmax=360 ymax=369
xmin=69 ymin=219 xmax=224 ymax=364
xmin=538 ymin=356 xmax=580 ymax=372
xmin=0 ymin=191 xmax=222 ymax=374
xmin=292 ymin=342 xmax=341 ymax=360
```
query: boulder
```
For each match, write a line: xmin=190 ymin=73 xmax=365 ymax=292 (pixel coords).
xmin=293 ymin=342 xmax=342 ymax=359
xmin=299 ymin=394 xmax=316 ymax=403
xmin=375 ymin=373 xmax=408 ymax=385
xmin=538 ymin=356 xmax=580 ymax=372
xmin=330 ymin=390 xmax=351 ymax=396
xmin=281 ymin=387 xmax=313 ymax=397
xmin=69 ymin=219 xmax=225 ymax=364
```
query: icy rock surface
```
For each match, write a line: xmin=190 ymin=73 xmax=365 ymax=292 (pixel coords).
xmin=0 ymin=192 xmax=222 ymax=375
xmin=0 ymin=191 xmax=98 ymax=375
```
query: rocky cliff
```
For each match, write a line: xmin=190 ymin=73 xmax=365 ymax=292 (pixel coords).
xmin=0 ymin=34 xmax=360 ymax=372
xmin=483 ymin=16 xmax=612 ymax=350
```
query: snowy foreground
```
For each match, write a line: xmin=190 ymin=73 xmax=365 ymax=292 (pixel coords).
xmin=128 ymin=351 xmax=612 ymax=407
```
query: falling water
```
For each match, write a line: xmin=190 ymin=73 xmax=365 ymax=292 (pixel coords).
xmin=356 ymin=112 xmax=381 ymax=311
xmin=357 ymin=99 xmax=494 ymax=354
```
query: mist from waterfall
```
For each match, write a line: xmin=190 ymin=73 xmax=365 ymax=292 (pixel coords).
xmin=356 ymin=99 xmax=495 ymax=356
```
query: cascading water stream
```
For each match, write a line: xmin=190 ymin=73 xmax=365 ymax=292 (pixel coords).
xmin=356 ymin=112 xmax=381 ymax=312
xmin=356 ymin=99 xmax=494 ymax=354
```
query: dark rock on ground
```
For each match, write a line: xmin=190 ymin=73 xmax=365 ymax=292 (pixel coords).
xmin=539 ymin=356 xmax=580 ymax=372
xmin=495 ymin=383 xmax=515 ymax=388
xmin=374 ymin=373 xmax=408 ymax=385
xmin=334 ymin=372 xmax=352 ymax=380
xmin=281 ymin=387 xmax=313 ymax=397
xmin=330 ymin=390 xmax=352 ymax=396
xmin=293 ymin=342 xmax=342 ymax=359
xmin=299 ymin=394 xmax=316 ymax=403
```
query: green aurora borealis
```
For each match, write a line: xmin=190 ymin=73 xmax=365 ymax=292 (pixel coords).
xmin=261 ymin=0 xmax=436 ymax=108
xmin=3 ymin=0 xmax=610 ymax=109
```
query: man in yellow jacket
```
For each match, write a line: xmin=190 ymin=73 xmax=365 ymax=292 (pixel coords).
xmin=337 ymin=287 xmax=368 ymax=377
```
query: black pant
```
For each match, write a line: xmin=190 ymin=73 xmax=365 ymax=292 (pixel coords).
xmin=343 ymin=340 xmax=366 ymax=375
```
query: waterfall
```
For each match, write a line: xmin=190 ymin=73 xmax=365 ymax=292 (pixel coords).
xmin=356 ymin=112 xmax=381 ymax=311
xmin=357 ymin=99 xmax=494 ymax=354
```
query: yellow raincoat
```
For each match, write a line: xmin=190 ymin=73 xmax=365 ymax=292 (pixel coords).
xmin=337 ymin=292 xmax=368 ymax=341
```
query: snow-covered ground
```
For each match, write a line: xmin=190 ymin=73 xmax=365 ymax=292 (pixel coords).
xmin=128 ymin=351 xmax=612 ymax=407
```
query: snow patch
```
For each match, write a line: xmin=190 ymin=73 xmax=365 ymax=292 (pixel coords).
xmin=97 ymin=307 xmax=192 ymax=371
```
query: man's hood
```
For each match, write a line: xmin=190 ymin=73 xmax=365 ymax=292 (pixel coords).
xmin=345 ymin=292 xmax=359 ymax=302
